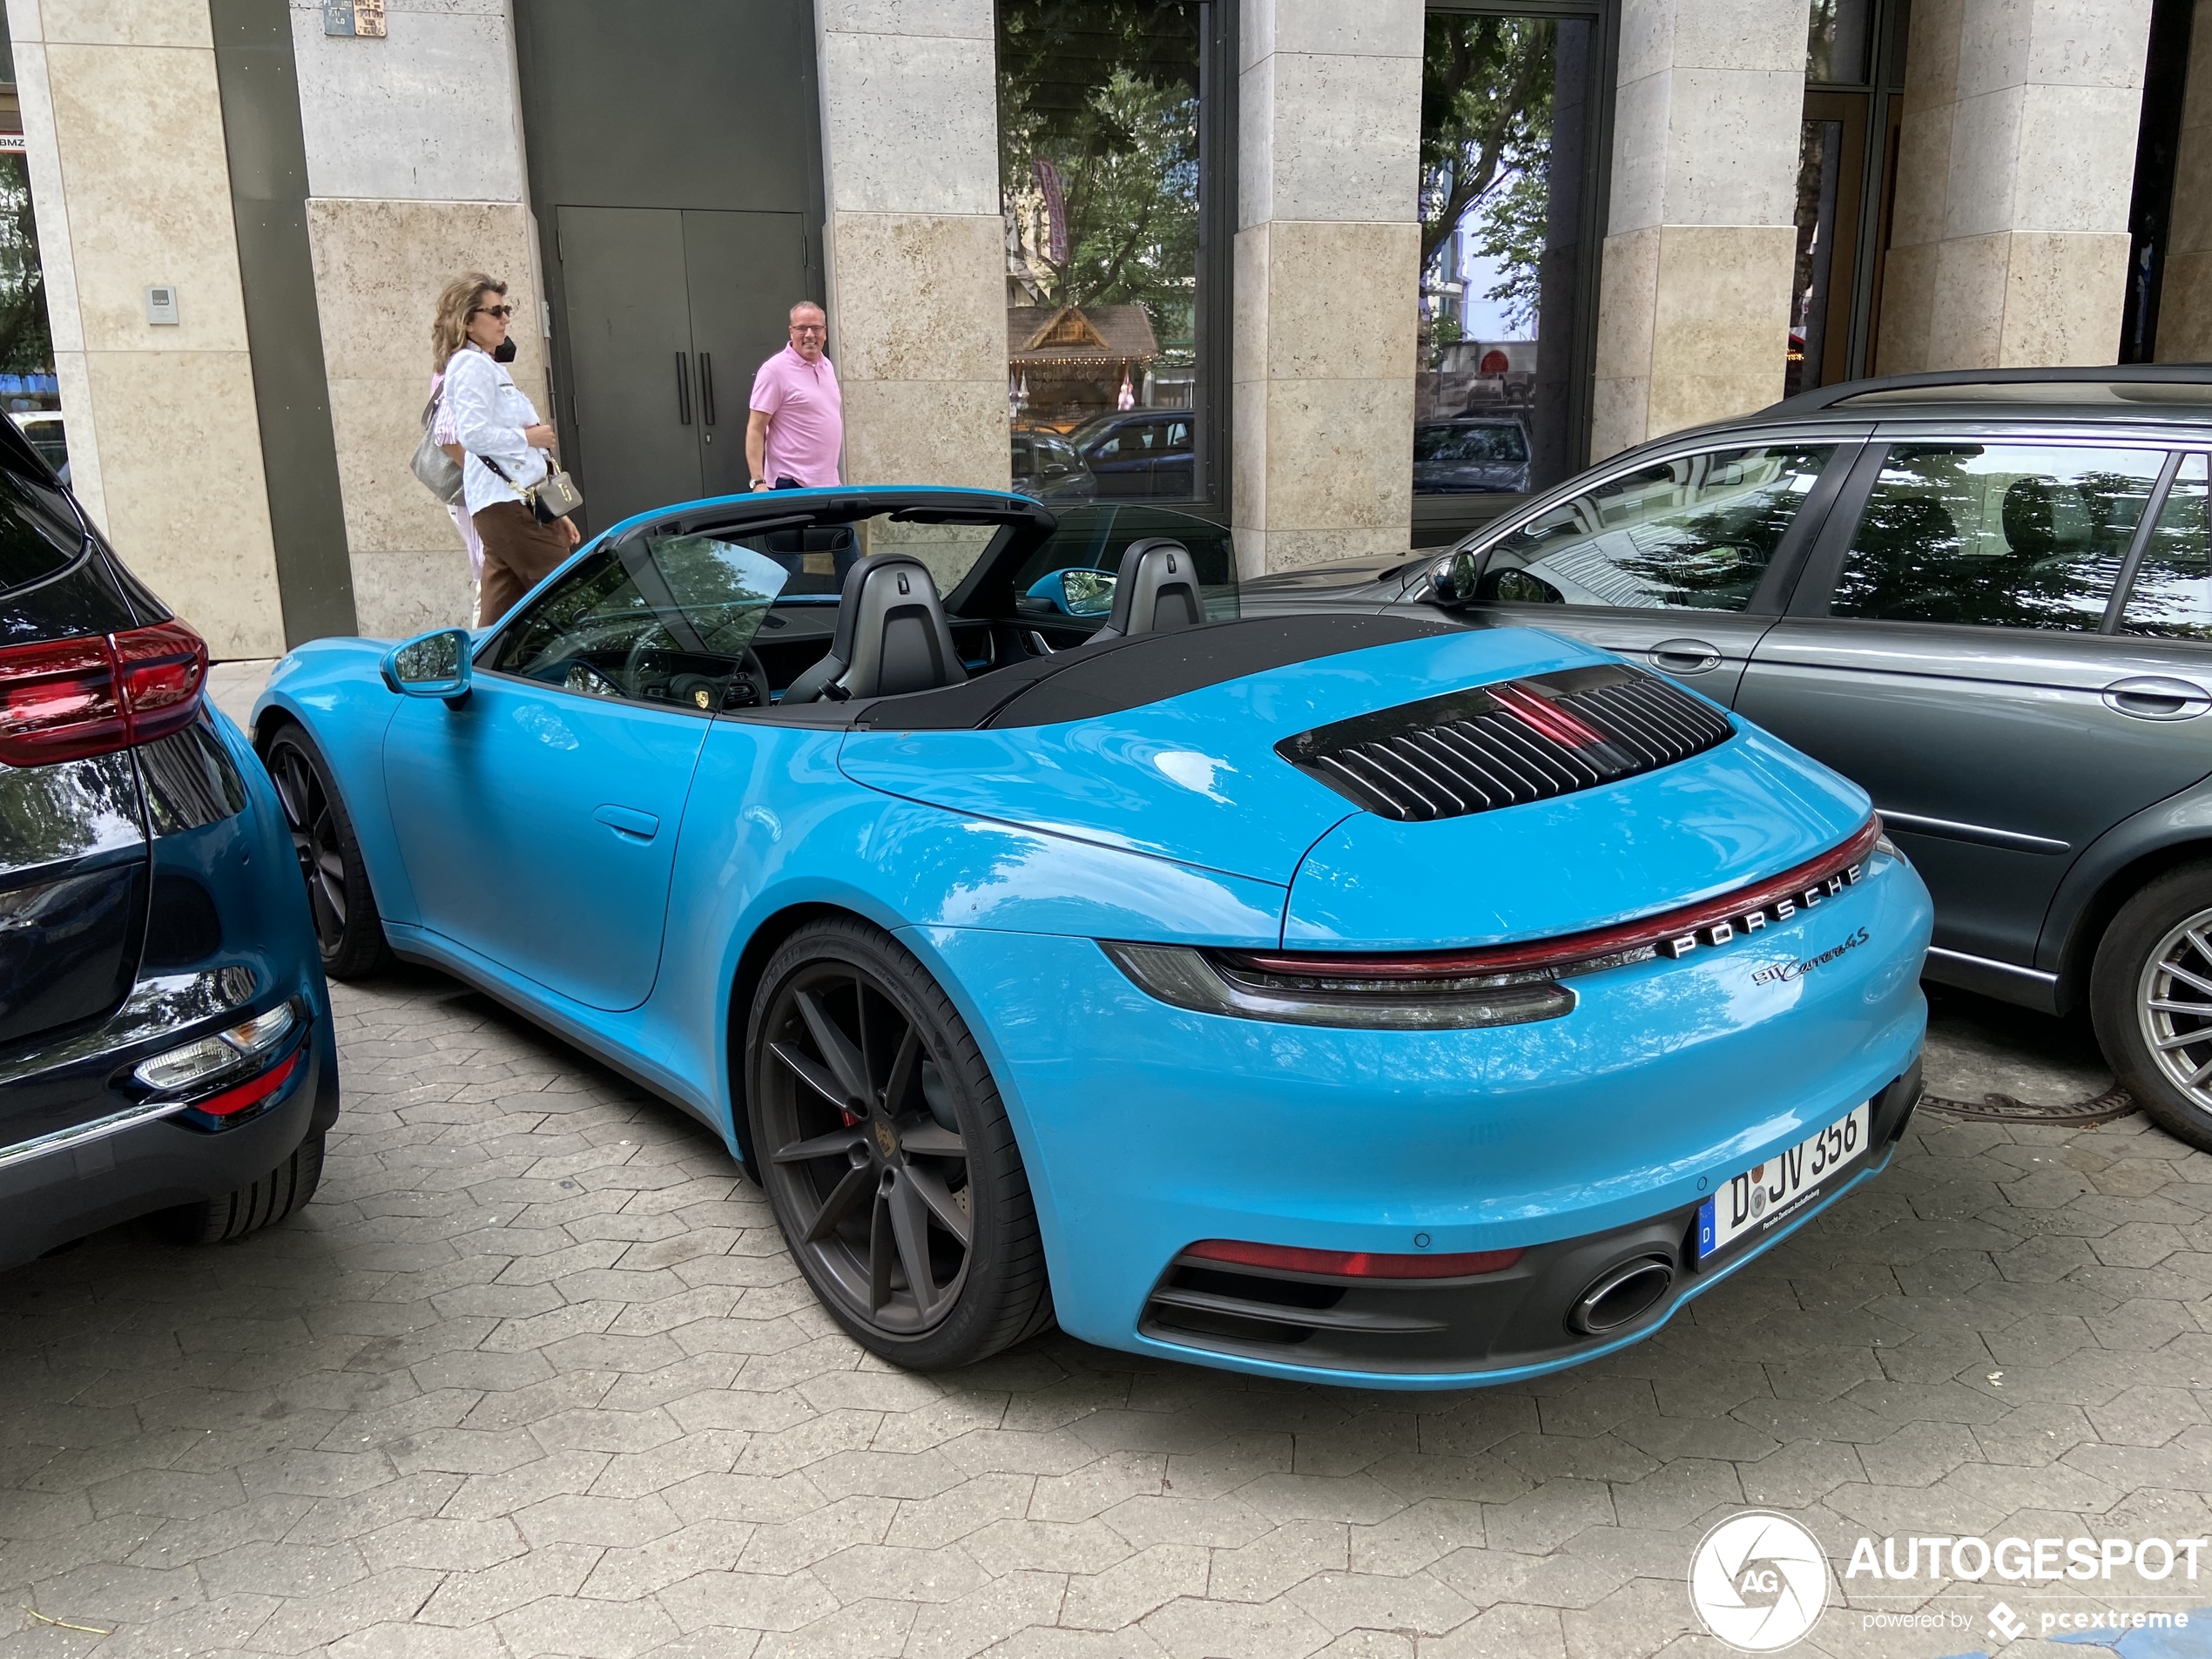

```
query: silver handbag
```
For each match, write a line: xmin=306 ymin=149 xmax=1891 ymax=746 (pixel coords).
xmin=410 ymin=394 xmax=463 ymax=504
xmin=532 ymin=464 xmax=584 ymax=521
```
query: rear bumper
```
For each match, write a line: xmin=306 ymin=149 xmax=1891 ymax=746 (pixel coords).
xmin=908 ymin=845 xmax=1932 ymax=1389
xmin=0 ymin=1017 xmax=334 ymax=1268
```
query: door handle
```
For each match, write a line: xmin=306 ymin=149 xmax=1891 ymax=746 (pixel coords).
xmin=699 ymin=353 xmax=715 ymax=427
xmin=2102 ymin=676 xmax=2212 ymax=721
xmin=1649 ymin=638 xmax=1723 ymax=674
xmin=593 ymin=804 xmax=660 ymax=841
xmin=674 ymin=352 xmax=691 ymax=426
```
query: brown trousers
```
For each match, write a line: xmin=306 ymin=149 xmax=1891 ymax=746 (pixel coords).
xmin=473 ymin=501 xmax=572 ymax=626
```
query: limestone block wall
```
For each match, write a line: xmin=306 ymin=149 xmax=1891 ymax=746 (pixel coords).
xmin=1590 ymin=0 xmax=1811 ymax=457
xmin=1231 ymin=0 xmax=1422 ymax=577
xmin=1878 ymin=0 xmax=2151 ymax=371
xmin=289 ymin=0 xmax=544 ymax=638
xmin=6 ymin=0 xmax=287 ymax=658
xmin=815 ymin=0 xmax=1007 ymax=491
xmin=2156 ymin=0 xmax=2212 ymax=362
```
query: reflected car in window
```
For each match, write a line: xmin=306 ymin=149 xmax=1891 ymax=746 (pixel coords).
xmin=252 ymin=483 xmax=1931 ymax=1389
xmin=1069 ymin=410 xmax=1195 ymax=499
xmin=1245 ymin=366 xmax=2212 ymax=1156
xmin=1010 ymin=429 xmax=1096 ymax=502
xmin=1413 ymin=418 xmax=1532 ymax=495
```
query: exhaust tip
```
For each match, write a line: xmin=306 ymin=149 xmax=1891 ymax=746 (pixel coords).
xmin=1569 ymin=1255 xmax=1674 ymax=1335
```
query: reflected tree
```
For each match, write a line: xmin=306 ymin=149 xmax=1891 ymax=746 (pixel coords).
xmin=1420 ymin=17 xmax=1554 ymax=323
xmin=0 ymin=156 xmax=49 ymax=377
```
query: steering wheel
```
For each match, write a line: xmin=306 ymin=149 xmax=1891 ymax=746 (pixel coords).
xmin=727 ymin=648 xmax=770 ymax=710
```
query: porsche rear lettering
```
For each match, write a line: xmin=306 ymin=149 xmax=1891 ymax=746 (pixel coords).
xmin=1656 ymin=863 xmax=1865 ymax=961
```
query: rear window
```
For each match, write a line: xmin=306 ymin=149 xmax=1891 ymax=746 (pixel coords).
xmin=1415 ymin=424 xmax=1528 ymax=464
xmin=0 ymin=449 xmax=86 ymax=596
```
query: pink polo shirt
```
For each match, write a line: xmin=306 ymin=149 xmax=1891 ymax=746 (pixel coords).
xmin=749 ymin=344 xmax=843 ymax=487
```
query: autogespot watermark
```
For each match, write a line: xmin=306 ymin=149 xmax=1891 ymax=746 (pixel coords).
xmin=1689 ymin=1514 xmax=2209 ymax=1652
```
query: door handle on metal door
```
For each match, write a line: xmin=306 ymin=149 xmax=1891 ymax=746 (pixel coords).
xmin=699 ymin=353 xmax=715 ymax=426
xmin=2102 ymin=676 xmax=2212 ymax=720
xmin=673 ymin=352 xmax=691 ymax=425
xmin=1649 ymin=638 xmax=1723 ymax=674
xmin=593 ymin=804 xmax=660 ymax=841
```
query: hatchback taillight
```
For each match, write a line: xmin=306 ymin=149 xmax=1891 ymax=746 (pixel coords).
xmin=0 ymin=620 xmax=208 ymax=766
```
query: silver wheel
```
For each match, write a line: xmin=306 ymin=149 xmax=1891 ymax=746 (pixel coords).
xmin=2136 ymin=904 xmax=2212 ymax=1111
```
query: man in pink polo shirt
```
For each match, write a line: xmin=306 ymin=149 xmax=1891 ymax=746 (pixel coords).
xmin=746 ymin=301 xmax=843 ymax=490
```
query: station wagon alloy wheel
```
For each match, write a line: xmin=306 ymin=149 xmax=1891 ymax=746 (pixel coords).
xmin=2138 ymin=907 xmax=2212 ymax=1114
xmin=748 ymin=919 xmax=1051 ymax=1366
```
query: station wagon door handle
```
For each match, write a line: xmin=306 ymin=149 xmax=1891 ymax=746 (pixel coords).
xmin=593 ymin=804 xmax=661 ymax=841
xmin=1649 ymin=638 xmax=1723 ymax=674
xmin=2103 ymin=677 xmax=2212 ymax=721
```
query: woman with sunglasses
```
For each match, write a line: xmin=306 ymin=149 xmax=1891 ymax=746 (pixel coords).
xmin=435 ymin=273 xmax=577 ymax=626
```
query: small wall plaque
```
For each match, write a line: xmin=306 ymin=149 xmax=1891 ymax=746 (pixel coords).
xmin=322 ymin=0 xmax=385 ymax=37
xmin=145 ymin=286 xmax=179 ymax=327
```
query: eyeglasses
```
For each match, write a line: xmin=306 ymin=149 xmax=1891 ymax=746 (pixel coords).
xmin=790 ymin=323 xmax=826 ymax=335
xmin=471 ymin=305 xmax=515 ymax=320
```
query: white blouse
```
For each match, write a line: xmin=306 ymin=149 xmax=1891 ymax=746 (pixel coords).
xmin=445 ymin=346 xmax=550 ymax=519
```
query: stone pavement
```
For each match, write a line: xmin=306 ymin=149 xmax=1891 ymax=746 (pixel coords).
xmin=1 ymin=969 xmax=2209 ymax=1659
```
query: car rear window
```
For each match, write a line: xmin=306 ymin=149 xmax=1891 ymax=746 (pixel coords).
xmin=0 ymin=448 xmax=87 ymax=596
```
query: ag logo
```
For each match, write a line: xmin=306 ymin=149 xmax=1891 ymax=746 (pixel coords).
xmin=1689 ymin=1511 xmax=1830 ymax=1652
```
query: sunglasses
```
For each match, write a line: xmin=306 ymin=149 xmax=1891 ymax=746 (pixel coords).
xmin=471 ymin=305 xmax=515 ymax=320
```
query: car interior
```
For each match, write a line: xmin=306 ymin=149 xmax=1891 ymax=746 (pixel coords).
xmin=476 ymin=495 xmax=1243 ymax=719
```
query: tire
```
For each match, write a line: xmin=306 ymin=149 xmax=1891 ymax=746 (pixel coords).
xmin=745 ymin=917 xmax=1053 ymax=1369
xmin=168 ymin=1131 xmax=327 ymax=1245
xmin=2092 ymin=861 xmax=2212 ymax=1151
xmin=263 ymin=725 xmax=393 ymax=980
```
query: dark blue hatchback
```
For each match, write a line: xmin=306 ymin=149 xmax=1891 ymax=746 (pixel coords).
xmin=0 ymin=419 xmax=336 ymax=1266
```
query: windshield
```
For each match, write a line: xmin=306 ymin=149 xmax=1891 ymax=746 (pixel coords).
xmin=1008 ymin=503 xmax=1238 ymax=629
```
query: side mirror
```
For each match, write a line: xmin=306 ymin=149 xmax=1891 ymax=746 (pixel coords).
xmin=1025 ymin=567 xmax=1119 ymax=618
xmin=1426 ymin=550 xmax=1482 ymax=607
xmin=381 ymin=628 xmax=473 ymax=704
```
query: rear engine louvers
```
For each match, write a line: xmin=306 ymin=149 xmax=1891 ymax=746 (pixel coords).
xmin=1277 ymin=664 xmax=1732 ymax=822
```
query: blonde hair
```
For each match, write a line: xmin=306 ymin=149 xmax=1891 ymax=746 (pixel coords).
xmin=432 ymin=272 xmax=506 ymax=370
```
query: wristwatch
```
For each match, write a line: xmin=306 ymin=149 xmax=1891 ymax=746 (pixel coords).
xmin=750 ymin=478 xmax=770 ymax=491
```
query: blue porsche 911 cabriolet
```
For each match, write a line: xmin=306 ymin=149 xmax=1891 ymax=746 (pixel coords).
xmin=253 ymin=485 xmax=1931 ymax=1387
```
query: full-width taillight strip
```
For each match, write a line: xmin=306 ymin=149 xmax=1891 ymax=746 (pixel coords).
xmin=1223 ymin=816 xmax=1884 ymax=983
xmin=0 ymin=620 xmax=208 ymax=767
xmin=1183 ymin=1238 xmax=1525 ymax=1279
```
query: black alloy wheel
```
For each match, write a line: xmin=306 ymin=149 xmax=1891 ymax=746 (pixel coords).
xmin=2094 ymin=860 xmax=2212 ymax=1153
xmin=747 ymin=918 xmax=1051 ymax=1368
xmin=263 ymin=727 xmax=393 ymax=981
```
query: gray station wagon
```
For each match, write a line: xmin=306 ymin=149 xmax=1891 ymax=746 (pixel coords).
xmin=1244 ymin=367 xmax=2212 ymax=1150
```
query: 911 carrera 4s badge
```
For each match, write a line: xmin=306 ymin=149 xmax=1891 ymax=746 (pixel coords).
xmin=1654 ymin=862 xmax=1866 ymax=961
xmin=1751 ymin=926 xmax=1873 ymax=985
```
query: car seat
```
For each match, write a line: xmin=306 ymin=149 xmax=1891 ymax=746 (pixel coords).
xmin=781 ymin=553 xmax=968 ymax=703
xmin=1090 ymin=537 xmax=1204 ymax=642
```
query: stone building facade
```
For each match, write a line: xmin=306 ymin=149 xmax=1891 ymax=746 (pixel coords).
xmin=0 ymin=0 xmax=2191 ymax=656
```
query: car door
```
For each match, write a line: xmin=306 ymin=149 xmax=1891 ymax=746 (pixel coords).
xmin=1153 ymin=415 xmax=1194 ymax=498
xmin=1733 ymin=435 xmax=2201 ymax=971
xmin=382 ymin=531 xmax=782 ymax=1010
xmin=1410 ymin=438 xmax=1856 ymax=703
xmin=1086 ymin=419 xmax=1159 ymax=498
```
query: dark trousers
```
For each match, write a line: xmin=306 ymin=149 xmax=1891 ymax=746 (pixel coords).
xmin=473 ymin=502 xmax=570 ymax=626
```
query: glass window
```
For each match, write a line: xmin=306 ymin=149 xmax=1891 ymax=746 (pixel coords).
xmin=1416 ymin=10 xmax=1602 ymax=507
xmin=2122 ymin=455 xmax=2212 ymax=640
xmin=999 ymin=3 xmax=1204 ymax=502
xmin=1470 ymin=445 xmax=1835 ymax=611
xmin=1832 ymin=444 xmax=2165 ymax=631
xmin=1009 ymin=502 xmax=1238 ymax=626
xmin=1805 ymin=0 xmax=1872 ymax=83
xmin=490 ymin=531 xmax=794 ymax=709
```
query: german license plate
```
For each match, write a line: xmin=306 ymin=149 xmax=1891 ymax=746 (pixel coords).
xmin=1696 ymin=1101 xmax=1871 ymax=1264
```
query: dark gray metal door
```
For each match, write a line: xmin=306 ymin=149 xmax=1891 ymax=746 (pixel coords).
xmin=683 ymin=210 xmax=806 ymax=501
xmin=556 ymin=206 xmax=702 ymax=531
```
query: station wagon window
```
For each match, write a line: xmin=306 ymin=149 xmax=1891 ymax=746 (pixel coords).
xmin=1474 ymin=444 xmax=1834 ymax=610
xmin=2121 ymin=455 xmax=2211 ymax=640
xmin=1831 ymin=444 xmax=2165 ymax=631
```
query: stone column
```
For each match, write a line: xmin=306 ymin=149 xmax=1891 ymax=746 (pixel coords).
xmin=815 ymin=0 xmax=1008 ymax=489
xmin=1232 ymin=1 xmax=1422 ymax=577
xmin=289 ymin=0 xmax=546 ymax=638
xmin=1590 ymin=0 xmax=1811 ymax=458
xmin=1878 ymin=0 xmax=2152 ymax=371
xmin=2155 ymin=0 xmax=2212 ymax=361
xmin=7 ymin=0 xmax=287 ymax=658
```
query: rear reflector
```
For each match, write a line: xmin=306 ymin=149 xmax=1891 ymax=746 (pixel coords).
xmin=0 ymin=619 xmax=208 ymax=767
xmin=1183 ymin=1238 xmax=1524 ymax=1279
xmin=189 ymin=1048 xmax=302 ymax=1118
